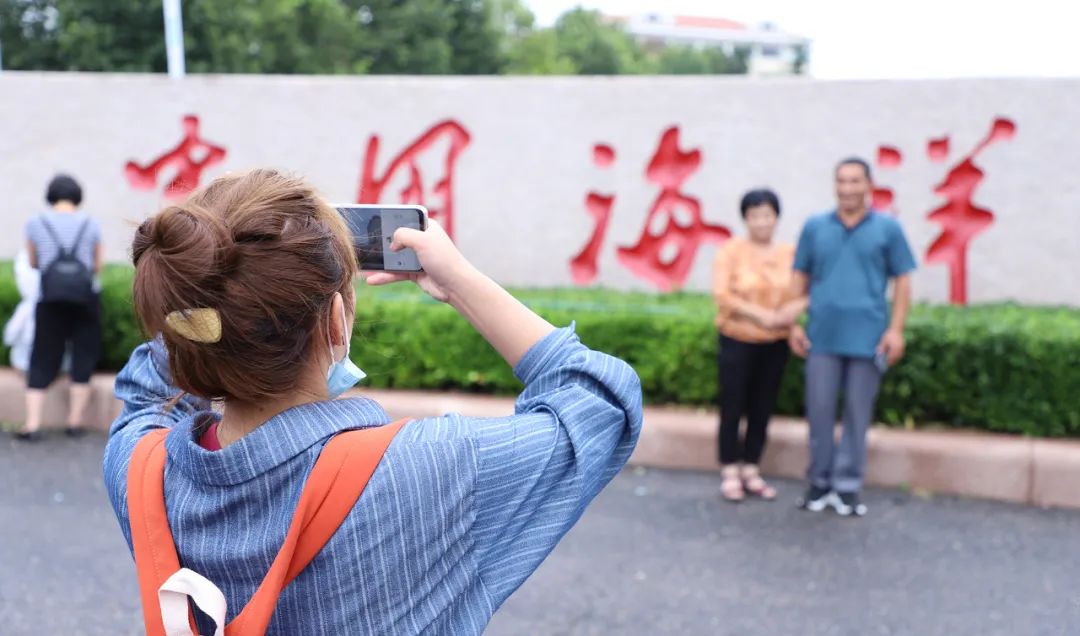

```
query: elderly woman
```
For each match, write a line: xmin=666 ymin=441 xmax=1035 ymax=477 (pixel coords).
xmin=712 ymin=188 xmax=801 ymax=502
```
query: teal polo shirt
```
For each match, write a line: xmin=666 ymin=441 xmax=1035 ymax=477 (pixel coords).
xmin=793 ymin=210 xmax=917 ymax=359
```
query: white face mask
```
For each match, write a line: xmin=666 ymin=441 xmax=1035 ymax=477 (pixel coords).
xmin=325 ymin=301 xmax=366 ymax=399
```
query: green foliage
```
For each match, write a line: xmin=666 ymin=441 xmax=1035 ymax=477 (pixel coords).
xmin=792 ymin=43 xmax=808 ymax=75
xmin=505 ymin=28 xmax=576 ymax=75
xmin=356 ymin=287 xmax=1080 ymax=438
xmin=342 ymin=0 xmax=502 ymax=75
xmin=0 ymin=262 xmax=19 ymax=367
xmin=0 ymin=0 xmax=165 ymax=71
xmin=97 ymin=265 xmax=144 ymax=371
xmin=550 ymin=7 xmax=647 ymax=75
xmin=0 ymin=0 xmax=751 ymax=77
xmin=654 ymin=45 xmax=747 ymax=75
xmin=1 ymin=265 xmax=1071 ymax=437
xmin=0 ymin=0 xmax=501 ymax=75
xmin=185 ymin=0 xmax=367 ymax=74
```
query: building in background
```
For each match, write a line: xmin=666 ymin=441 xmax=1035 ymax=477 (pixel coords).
xmin=608 ymin=14 xmax=810 ymax=76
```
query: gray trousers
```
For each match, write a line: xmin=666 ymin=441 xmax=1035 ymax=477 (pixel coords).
xmin=805 ymin=353 xmax=882 ymax=493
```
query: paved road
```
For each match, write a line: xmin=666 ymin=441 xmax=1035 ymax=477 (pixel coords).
xmin=2 ymin=433 xmax=1079 ymax=635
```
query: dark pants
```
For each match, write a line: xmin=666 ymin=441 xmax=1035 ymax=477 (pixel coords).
xmin=28 ymin=298 xmax=101 ymax=389
xmin=718 ymin=335 xmax=790 ymax=465
xmin=805 ymin=353 xmax=882 ymax=493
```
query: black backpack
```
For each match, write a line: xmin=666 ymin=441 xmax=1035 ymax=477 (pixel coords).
xmin=39 ymin=217 xmax=95 ymax=303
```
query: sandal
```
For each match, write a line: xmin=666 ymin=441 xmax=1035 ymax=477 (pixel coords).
xmin=720 ymin=466 xmax=745 ymax=503
xmin=741 ymin=467 xmax=777 ymax=500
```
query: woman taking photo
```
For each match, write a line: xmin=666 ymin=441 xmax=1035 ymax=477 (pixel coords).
xmin=103 ymin=169 xmax=642 ymax=635
xmin=712 ymin=188 xmax=800 ymax=502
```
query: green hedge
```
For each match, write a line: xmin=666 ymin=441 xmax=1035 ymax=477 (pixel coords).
xmin=2 ymin=265 xmax=1079 ymax=438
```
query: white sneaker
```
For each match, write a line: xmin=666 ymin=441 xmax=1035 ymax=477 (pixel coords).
xmin=799 ymin=486 xmax=833 ymax=512
xmin=831 ymin=491 xmax=868 ymax=517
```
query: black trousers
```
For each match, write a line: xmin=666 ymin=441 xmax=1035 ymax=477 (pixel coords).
xmin=28 ymin=298 xmax=101 ymax=389
xmin=718 ymin=334 xmax=790 ymax=465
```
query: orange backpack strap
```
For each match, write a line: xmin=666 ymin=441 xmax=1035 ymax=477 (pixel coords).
xmin=227 ymin=418 xmax=407 ymax=634
xmin=127 ymin=419 xmax=408 ymax=636
xmin=128 ymin=428 xmax=195 ymax=636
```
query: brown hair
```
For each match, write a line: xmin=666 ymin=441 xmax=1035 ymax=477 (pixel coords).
xmin=131 ymin=169 xmax=357 ymax=403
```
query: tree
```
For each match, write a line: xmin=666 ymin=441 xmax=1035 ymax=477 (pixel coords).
xmin=489 ymin=0 xmax=532 ymax=38
xmin=0 ymin=0 xmax=507 ymax=75
xmin=551 ymin=8 xmax=645 ymax=75
xmin=792 ymin=42 xmax=808 ymax=75
xmin=0 ymin=0 xmax=164 ymax=71
xmin=446 ymin=0 xmax=506 ymax=74
xmin=0 ymin=0 xmax=364 ymax=73
xmin=0 ymin=0 xmax=62 ymax=70
xmin=184 ymin=0 xmax=365 ymax=74
xmin=655 ymin=45 xmax=710 ymax=75
xmin=703 ymin=46 xmax=747 ymax=74
xmin=339 ymin=0 xmax=454 ymax=74
xmin=730 ymin=46 xmax=751 ymax=74
xmin=494 ymin=0 xmax=576 ymax=75
xmin=506 ymin=28 xmax=575 ymax=75
xmin=0 ymin=0 xmax=754 ymax=77
xmin=337 ymin=0 xmax=510 ymax=75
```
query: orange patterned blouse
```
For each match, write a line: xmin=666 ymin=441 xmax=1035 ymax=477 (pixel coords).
xmin=712 ymin=237 xmax=796 ymax=343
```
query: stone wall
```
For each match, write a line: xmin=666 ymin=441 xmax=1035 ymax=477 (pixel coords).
xmin=1 ymin=73 xmax=1076 ymax=304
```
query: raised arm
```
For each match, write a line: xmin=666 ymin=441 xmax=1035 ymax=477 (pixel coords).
xmin=368 ymin=219 xmax=643 ymax=606
xmin=365 ymin=220 xmax=555 ymax=367
xmin=464 ymin=326 xmax=642 ymax=606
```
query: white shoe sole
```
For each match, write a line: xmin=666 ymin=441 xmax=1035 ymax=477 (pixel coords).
xmin=802 ymin=492 xmax=833 ymax=512
xmin=831 ymin=494 xmax=867 ymax=517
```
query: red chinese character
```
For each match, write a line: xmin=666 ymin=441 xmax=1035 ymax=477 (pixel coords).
xmin=615 ymin=126 xmax=730 ymax=292
xmin=872 ymin=145 xmax=903 ymax=214
xmin=125 ymin=115 xmax=227 ymax=199
xmin=357 ymin=120 xmax=471 ymax=239
xmin=569 ymin=144 xmax=616 ymax=285
xmin=925 ymin=117 xmax=1016 ymax=304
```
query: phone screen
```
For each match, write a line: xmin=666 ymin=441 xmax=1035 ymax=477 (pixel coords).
xmin=335 ymin=205 xmax=426 ymax=272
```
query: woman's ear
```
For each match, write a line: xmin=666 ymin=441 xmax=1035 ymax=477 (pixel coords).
xmin=329 ymin=292 xmax=346 ymax=347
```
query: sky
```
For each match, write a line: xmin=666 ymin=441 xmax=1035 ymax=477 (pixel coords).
xmin=526 ymin=0 xmax=1080 ymax=80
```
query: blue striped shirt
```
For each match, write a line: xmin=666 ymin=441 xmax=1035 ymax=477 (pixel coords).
xmin=103 ymin=326 xmax=642 ymax=634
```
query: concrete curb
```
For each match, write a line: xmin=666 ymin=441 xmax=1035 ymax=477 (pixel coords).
xmin=6 ymin=370 xmax=1079 ymax=509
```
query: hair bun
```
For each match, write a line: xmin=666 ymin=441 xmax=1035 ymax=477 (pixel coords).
xmin=133 ymin=205 xmax=227 ymax=265
xmin=131 ymin=169 xmax=356 ymax=403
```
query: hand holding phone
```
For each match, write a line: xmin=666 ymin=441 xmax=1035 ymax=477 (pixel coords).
xmin=366 ymin=218 xmax=555 ymax=368
xmin=875 ymin=328 xmax=904 ymax=373
xmin=363 ymin=218 xmax=477 ymax=304
xmin=874 ymin=351 xmax=890 ymax=374
xmin=336 ymin=204 xmax=427 ymax=272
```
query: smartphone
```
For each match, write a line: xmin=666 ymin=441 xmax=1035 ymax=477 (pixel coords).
xmin=874 ymin=351 xmax=890 ymax=374
xmin=335 ymin=204 xmax=427 ymax=272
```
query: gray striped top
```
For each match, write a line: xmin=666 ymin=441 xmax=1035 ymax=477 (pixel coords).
xmin=104 ymin=326 xmax=643 ymax=634
xmin=25 ymin=210 xmax=101 ymax=273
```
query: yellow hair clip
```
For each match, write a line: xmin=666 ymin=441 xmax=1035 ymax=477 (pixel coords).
xmin=165 ymin=308 xmax=222 ymax=344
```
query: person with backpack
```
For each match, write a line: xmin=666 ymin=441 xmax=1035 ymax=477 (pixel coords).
xmin=18 ymin=174 xmax=103 ymax=441
xmin=103 ymin=169 xmax=643 ymax=635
